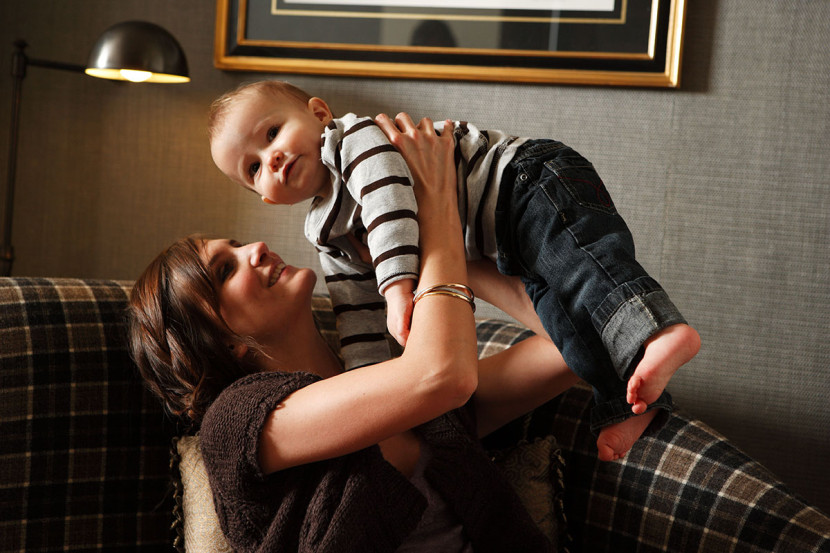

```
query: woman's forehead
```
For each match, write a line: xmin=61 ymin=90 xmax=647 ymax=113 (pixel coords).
xmin=201 ymin=238 xmax=232 ymax=264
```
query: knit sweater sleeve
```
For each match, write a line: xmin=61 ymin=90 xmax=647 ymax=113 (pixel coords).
xmin=200 ymin=372 xmax=426 ymax=553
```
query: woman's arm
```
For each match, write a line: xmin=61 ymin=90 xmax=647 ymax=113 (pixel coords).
xmin=257 ymin=114 xmax=477 ymax=474
xmin=468 ymin=257 xmax=578 ymax=436
xmin=466 ymin=259 xmax=549 ymax=338
xmin=474 ymin=335 xmax=579 ymax=437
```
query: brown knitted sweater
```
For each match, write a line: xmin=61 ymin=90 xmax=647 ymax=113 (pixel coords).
xmin=200 ymin=371 xmax=554 ymax=553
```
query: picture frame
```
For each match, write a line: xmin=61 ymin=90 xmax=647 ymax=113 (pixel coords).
xmin=214 ymin=0 xmax=687 ymax=87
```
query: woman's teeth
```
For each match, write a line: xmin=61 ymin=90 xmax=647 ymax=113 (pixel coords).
xmin=269 ymin=262 xmax=286 ymax=286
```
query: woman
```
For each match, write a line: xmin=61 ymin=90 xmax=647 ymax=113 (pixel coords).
xmin=128 ymin=113 xmax=577 ymax=552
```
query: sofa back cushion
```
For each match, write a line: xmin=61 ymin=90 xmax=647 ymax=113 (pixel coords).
xmin=0 ymin=278 xmax=175 ymax=552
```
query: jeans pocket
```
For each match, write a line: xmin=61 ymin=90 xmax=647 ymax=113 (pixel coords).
xmin=543 ymin=156 xmax=617 ymax=215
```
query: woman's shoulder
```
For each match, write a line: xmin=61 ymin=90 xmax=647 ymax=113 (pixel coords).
xmin=200 ymin=371 xmax=319 ymax=450
xmin=223 ymin=370 xmax=317 ymax=394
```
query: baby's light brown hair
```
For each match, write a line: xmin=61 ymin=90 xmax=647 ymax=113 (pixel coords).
xmin=207 ymin=80 xmax=314 ymax=143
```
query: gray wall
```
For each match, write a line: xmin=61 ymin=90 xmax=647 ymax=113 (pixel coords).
xmin=2 ymin=1 xmax=828 ymax=514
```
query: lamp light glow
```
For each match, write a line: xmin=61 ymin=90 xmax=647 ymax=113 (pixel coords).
xmin=84 ymin=68 xmax=190 ymax=83
xmin=85 ymin=21 xmax=189 ymax=84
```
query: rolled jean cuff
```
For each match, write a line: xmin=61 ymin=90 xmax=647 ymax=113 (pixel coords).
xmin=589 ymin=390 xmax=673 ymax=435
xmin=595 ymin=278 xmax=687 ymax=378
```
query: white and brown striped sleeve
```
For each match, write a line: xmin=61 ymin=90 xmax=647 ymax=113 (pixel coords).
xmin=333 ymin=114 xmax=420 ymax=295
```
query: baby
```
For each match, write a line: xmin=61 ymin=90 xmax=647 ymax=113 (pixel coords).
xmin=208 ymin=80 xmax=700 ymax=461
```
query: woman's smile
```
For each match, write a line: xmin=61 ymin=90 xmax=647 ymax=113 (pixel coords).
xmin=268 ymin=261 xmax=287 ymax=287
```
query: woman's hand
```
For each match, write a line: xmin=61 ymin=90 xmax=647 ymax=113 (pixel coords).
xmin=375 ymin=113 xmax=456 ymax=209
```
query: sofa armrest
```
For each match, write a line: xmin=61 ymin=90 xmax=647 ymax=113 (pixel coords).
xmin=1 ymin=277 xmax=175 ymax=552
xmin=537 ymin=384 xmax=830 ymax=552
xmin=474 ymin=316 xmax=830 ymax=552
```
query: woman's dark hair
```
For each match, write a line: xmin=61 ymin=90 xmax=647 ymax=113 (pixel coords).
xmin=127 ymin=236 xmax=258 ymax=424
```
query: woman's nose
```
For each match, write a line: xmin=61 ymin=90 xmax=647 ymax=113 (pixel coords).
xmin=247 ymin=242 xmax=269 ymax=265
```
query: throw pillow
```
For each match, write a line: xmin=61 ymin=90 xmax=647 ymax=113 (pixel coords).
xmin=491 ymin=435 xmax=568 ymax=548
xmin=174 ymin=436 xmax=234 ymax=552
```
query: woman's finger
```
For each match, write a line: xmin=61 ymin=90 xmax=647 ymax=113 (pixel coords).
xmin=436 ymin=119 xmax=454 ymax=142
xmin=394 ymin=112 xmax=417 ymax=131
xmin=417 ymin=117 xmax=435 ymax=132
xmin=374 ymin=113 xmax=399 ymax=135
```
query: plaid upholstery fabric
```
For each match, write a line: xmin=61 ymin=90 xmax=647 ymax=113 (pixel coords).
xmin=3 ymin=280 xmax=829 ymax=552
xmin=1 ymin=278 xmax=175 ymax=552
xmin=477 ymin=319 xmax=830 ymax=553
xmin=552 ymin=389 xmax=830 ymax=553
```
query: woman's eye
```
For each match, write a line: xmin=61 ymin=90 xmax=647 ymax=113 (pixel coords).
xmin=267 ymin=126 xmax=278 ymax=141
xmin=248 ymin=161 xmax=260 ymax=178
xmin=218 ymin=261 xmax=233 ymax=283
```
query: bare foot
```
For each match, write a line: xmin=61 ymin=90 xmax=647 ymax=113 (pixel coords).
xmin=627 ymin=324 xmax=700 ymax=415
xmin=596 ymin=410 xmax=658 ymax=461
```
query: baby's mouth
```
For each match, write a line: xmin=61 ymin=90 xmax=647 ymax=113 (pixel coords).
xmin=283 ymin=158 xmax=296 ymax=184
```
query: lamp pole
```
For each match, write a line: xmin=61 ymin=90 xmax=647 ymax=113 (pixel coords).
xmin=2 ymin=41 xmax=85 ymax=276
xmin=2 ymin=41 xmax=26 ymax=277
xmin=2 ymin=24 xmax=188 ymax=276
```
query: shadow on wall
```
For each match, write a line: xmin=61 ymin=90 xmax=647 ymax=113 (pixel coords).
xmin=678 ymin=0 xmax=718 ymax=93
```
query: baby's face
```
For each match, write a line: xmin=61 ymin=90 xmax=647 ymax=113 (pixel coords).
xmin=211 ymin=91 xmax=334 ymax=206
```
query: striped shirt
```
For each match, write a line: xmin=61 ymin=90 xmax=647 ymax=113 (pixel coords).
xmin=306 ymin=114 xmax=525 ymax=369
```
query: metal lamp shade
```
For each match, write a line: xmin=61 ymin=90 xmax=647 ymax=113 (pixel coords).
xmin=85 ymin=21 xmax=189 ymax=83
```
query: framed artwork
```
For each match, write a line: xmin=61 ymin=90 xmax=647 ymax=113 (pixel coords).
xmin=214 ymin=0 xmax=687 ymax=87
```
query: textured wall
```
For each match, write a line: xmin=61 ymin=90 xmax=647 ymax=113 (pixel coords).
xmin=1 ymin=1 xmax=828 ymax=513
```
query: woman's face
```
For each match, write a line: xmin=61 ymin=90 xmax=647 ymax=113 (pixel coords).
xmin=200 ymin=239 xmax=317 ymax=344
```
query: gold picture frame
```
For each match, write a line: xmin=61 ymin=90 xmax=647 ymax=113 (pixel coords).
xmin=214 ymin=0 xmax=686 ymax=87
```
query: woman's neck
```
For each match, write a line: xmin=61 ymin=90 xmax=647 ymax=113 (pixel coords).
xmin=257 ymin=319 xmax=343 ymax=379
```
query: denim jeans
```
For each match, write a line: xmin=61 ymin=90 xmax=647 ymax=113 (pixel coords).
xmin=494 ymin=140 xmax=686 ymax=432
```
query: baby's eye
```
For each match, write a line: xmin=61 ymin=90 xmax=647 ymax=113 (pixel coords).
xmin=248 ymin=161 xmax=261 ymax=179
xmin=267 ymin=126 xmax=278 ymax=141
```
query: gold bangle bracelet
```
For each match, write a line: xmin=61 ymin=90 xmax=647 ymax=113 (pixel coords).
xmin=413 ymin=283 xmax=474 ymax=301
xmin=413 ymin=283 xmax=476 ymax=312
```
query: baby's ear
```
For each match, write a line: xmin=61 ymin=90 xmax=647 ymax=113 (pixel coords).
xmin=308 ymin=97 xmax=333 ymax=123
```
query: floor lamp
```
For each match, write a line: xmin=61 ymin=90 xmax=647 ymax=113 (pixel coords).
xmin=2 ymin=20 xmax=189 ymax=276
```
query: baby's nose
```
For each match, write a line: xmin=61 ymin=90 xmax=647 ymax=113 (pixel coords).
xmin=268 ymin=150 xmax=283 ymax=171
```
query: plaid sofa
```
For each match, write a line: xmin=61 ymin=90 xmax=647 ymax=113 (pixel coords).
xmin=2 ymin=277 xmax=829 ymax=552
